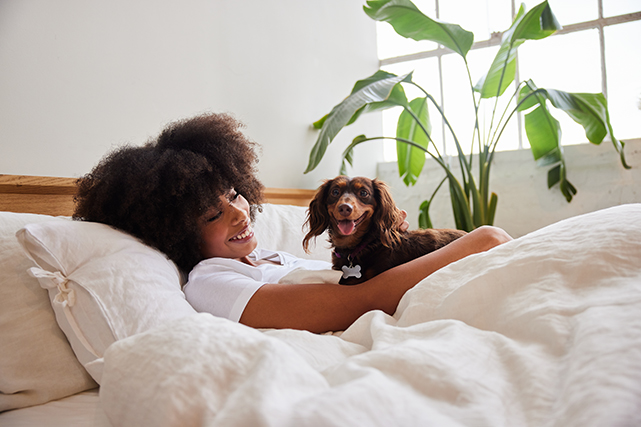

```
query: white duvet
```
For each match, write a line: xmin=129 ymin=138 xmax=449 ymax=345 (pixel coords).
xmin=99 ymin=205 xmax=641 ymax=426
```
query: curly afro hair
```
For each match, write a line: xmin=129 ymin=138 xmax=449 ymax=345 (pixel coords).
xmin=73 ymin=113 xmax=264 ymax=272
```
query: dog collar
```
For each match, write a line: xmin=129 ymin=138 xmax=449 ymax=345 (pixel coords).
xmin=334 ymin=239 xmax=372 ymax=280
xmin=332 ymin=236 xmax=374 ymax=261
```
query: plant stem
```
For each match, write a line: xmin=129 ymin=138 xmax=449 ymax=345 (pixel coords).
xmin=487 ymin=82 xmax=524 ymax=154
xmin=411 ymin=83 xmax=473 ymax=194
xmin=346 ymin=134 xmax=471 ymax=219
xmin=463 ymin=62 xmax=483 ymax=161
xmin=428 ymin=175 xmax=448 ymax=205
xmin=488 ymin=87 xmax=548 ymax=164
xmin=347 ymin=135 xmax=447 ymax=167
xmin=486 ymin=40 xmax=516 ymax=153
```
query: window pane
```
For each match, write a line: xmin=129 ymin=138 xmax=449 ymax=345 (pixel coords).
xmin=375 ymin=0 xmax=641 ymax=162
xmin=603 ymin=0 xmax=641 ymax=17
xmin=376 ymin=0 xmax=438 ymax=59
xmin=441 ymin=52 xmax=475 ymax=156
xmin=605 ymin=21 xmax=641 ymax=140
xmin=518 ymin=29 xmax=602 ymax=145
xmin=439 ymin=0 xmax=512 ymax=43
xmin=441 ymin=45 xmax=522 ymax=155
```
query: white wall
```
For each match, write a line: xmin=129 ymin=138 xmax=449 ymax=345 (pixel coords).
xmin=378 ymin=138 xmax=641 ymax=237
xmin=3 ymin=1 xmax=638 ymax=234
xmin=0 ymin=0 xmax=382 ymax=189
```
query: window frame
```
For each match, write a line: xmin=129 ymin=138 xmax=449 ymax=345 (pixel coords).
xmin=378 ymin=0 xmax=641 ymax=153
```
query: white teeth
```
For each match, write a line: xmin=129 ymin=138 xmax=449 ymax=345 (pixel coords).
xmin=231 ymin=226 xmax=252 ymax=241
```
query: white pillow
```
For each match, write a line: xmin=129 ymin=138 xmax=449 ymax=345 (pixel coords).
xmin=12 ymin=203 xmax=327 ymax=387
xmin=0 ymin=213 xmax=96 ymax=412
xmin=253 ymin=203 xmax=331 ymax=262
xmin=17 ymin=220 xmax=198 ymax=384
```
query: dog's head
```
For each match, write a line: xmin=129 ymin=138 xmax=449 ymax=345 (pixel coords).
xmin=303 ymin=176 xmax=403 ymax=251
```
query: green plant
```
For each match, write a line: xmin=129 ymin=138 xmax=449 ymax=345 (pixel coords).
xmin=304 ymin=0 xmax=629 ymax=231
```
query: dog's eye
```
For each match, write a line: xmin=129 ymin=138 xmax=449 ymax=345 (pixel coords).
xmin=359 ymin=189 xmax=369 ymax=198
xmin=331 ymin=188 xmax=340 ymax=197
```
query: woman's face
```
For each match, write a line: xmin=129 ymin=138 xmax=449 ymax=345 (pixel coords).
xmin=199 ymin=189 xmax=257 ymax=260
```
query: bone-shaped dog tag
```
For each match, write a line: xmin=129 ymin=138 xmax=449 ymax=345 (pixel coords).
xmin=341 ymin=264 xmax=362 ymax=279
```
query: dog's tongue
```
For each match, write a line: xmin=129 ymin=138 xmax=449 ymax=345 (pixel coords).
xmin=337 ymin=220 xmax=356 ymax=236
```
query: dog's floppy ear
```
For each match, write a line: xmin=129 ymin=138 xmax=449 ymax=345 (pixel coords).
xmin=372 ymin=179 xmax=403 ymax=249
xmin=303 ymin=179 xmax=333 ymax=253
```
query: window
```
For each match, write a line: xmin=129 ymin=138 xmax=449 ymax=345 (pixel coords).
xmin=378 ymin=0 xmax=641 ymax=160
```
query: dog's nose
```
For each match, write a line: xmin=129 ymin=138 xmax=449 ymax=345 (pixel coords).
xmin=338 ymin=203 xmax=352 ymax=217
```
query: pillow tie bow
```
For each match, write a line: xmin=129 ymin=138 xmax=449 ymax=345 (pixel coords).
xmin=27 ymin=267 xmax=99 ymax=358
xmin=28 ymin=267 xmax=76 ymax=308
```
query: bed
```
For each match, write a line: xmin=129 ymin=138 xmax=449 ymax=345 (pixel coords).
xmin=1 ymin=174 xmax=640 ymax=426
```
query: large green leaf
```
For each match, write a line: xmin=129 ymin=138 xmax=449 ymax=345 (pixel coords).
xmin=546 ymin=90 xmax=607 ymax=143
xmin=312 ymin=70 xmax=408 ymax=130
xmin=339 ymin=137 xmax=357 ymax=176
xmin=524 ymin=104 xmax=562 ymax=165
xmin=518 ymin=81 xmax=582 ymax=201
xmin=418 ymin=199 xmax=432 ymax=229
xmin=546 ymin=90 xmax=630 ymax=168
xmin=364 ymin=0 xmax=474 ymax=58
xmin=475 ymin=1 xmax=561 ymax=98
xmin=518 ymin=81 xmax=561 ymax=165
xmin=520 ymin=82 xmax=630 ymax=170
xmin=547 ymin=163 xmax=577 ymax=201
xmin=523 ymin=106 xmax=577 ymax=201
xmin=397 ymin=97 xmax=430 ymax=186
xmin=474 ymin=39 xmax=523 ymax=98
xmin=508 ymin=0 xmax=560 ymax=41
xmin=305 ymin=72 xmax=411 ymax=173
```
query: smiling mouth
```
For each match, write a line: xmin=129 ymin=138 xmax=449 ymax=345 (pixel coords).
xmin=230 ymin=225 xmax=254 ymax=242
xmin=336 ymin=214 xmax=366 ymax=236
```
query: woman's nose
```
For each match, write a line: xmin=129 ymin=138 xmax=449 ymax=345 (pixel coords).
xmin=229 ymin=202 xmax=249 ymax=224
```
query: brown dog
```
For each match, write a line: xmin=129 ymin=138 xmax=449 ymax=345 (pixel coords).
xmin=303 ymin=176 xmax=466 ymax=285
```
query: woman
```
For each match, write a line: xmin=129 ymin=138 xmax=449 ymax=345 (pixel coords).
xmin=74 ymin=113 xmax=512 ymax=333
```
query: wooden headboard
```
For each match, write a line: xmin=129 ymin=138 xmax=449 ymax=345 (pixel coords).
xmin=0 ymin=174 xmax=316 ymax=217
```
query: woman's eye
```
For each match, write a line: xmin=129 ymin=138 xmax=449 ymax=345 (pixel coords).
xmin=206 ymin=212 xmax=222 ymax=222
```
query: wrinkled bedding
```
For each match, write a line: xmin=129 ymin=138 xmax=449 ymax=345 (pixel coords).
xmin=99 ymin=204 xmax=641 ymax=426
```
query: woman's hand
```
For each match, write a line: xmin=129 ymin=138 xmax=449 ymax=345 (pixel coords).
xmin=465 ymin=225 xmax=513 ymax=252
xmin=398 ymin=209 xmax=410 ymax=232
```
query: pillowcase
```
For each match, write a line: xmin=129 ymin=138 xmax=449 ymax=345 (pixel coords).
xmin=17 ymin=220 xmax=198 ymax=384
xmin=0 ymin=213 xmax=96 ymax=412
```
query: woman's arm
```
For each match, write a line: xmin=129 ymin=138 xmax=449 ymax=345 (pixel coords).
xmin=240 ymin=226 xmax=512 ymax=333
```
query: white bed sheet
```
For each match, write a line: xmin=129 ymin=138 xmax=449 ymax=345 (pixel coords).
xmin=5 ymin=204 xmax=640 ymax=426
xmin=95 ymin=204 xmax=641 ymax=426
xmin=0 ymin=389 xmax=110 ymax=426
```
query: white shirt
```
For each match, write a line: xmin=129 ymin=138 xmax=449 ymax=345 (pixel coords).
xmin=183 ymin=248 xmax=332 ymax=322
